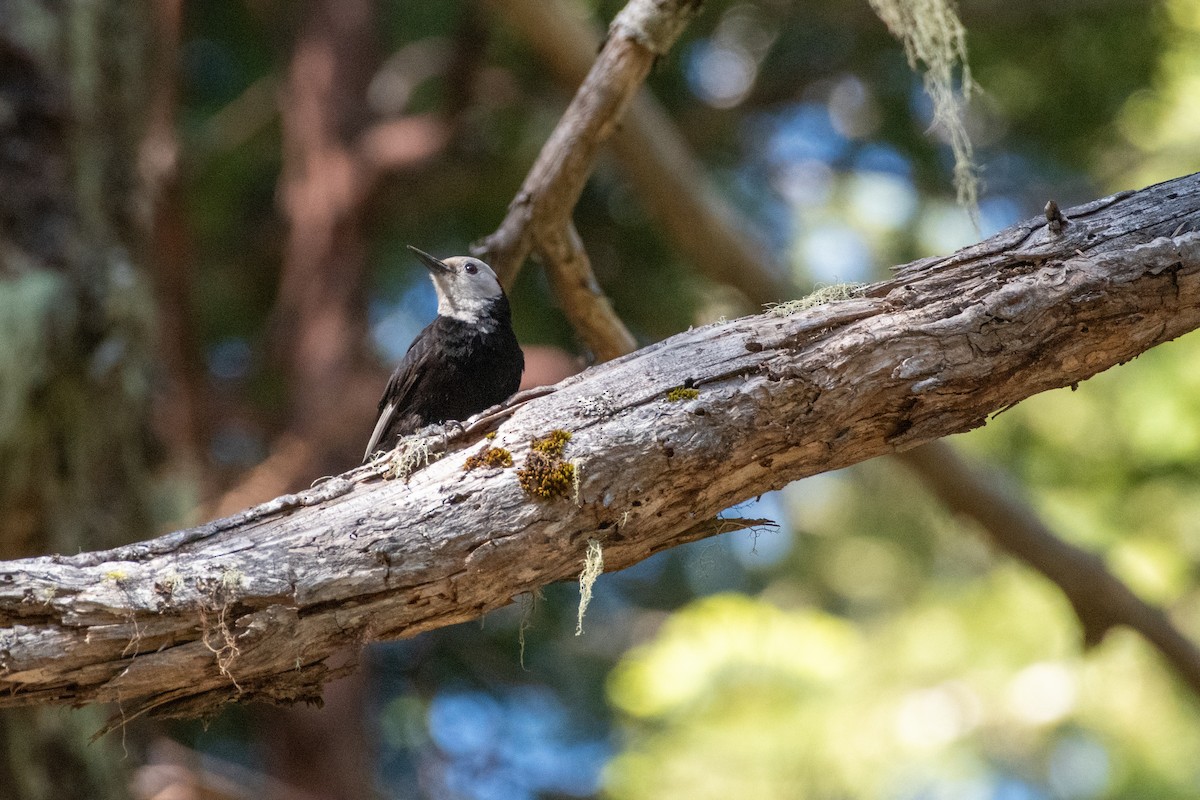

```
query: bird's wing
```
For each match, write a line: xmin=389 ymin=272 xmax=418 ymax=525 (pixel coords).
xmin=363 ymin=397 xmax=399 ymax=462
xmin=362 ymin=332 xmax=433 ymax=461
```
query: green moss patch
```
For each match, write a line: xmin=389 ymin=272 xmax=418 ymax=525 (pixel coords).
xmin=464 ymin=445 xmax=513 ymax=470
xmin=518 ymin=430 xmax=576 ymax=500
xmin=666 ymin=386 xmax=700 ymax=402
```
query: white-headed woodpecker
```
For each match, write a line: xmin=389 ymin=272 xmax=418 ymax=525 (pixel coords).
xmin=363 ymin=246 xmax=524 ymax=461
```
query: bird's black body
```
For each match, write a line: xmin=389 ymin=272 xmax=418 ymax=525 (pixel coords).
xmin=364 ymin=248 xmax=524 ymax=461
xmin=371 ymin=297 xmax=523 ymax=445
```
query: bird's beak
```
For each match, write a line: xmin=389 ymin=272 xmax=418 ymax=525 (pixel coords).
xmin=408 ymin=245 xmax=452 ymax=274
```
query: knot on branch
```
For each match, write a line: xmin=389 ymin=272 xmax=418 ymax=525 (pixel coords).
xmin=1045 ymin=199 xmax=1069 ymax=235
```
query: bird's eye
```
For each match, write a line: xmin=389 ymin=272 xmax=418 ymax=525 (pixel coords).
xmin=464 ymin=262 xmax=479 ymax=275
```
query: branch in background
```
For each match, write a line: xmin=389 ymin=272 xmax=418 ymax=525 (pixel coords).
xmin=486 ymin=0 xmax=793 ymax=306
xmin=0 ymin=176 xmax=1198 ymax=719
xmin=897 ymin=442 xmax=1200 ymax=690
xmin=355 ymin=114 xmax=451 ymax=189
xmin=193 ymin=75 xmax=280 ymax=160
xmin=273 ymin=0 xmax=378 ymax=442
xmin=475 ymin=0 xmax=701 ymax=357
xmin=539 ymin=223 xmax=637 ymax=360
xmin=142 ymin=0 xmax=213 ymax=474
xmin=133 ymin=737 xmax=286 ymax=800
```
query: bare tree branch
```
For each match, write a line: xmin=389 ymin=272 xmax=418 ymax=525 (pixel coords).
xmin=474 ymin=0 xmax=701 ymax=357
xmin=486 ymin=0 xmax=792 ymax=305
xmin=0 ymin=174 xmax=1197 ymax=722
xmin=479 ymin=0 xmax=768 ymax=361
xmin=539 ymin=222 xmax=637 ymax=360
xmin=142 ymin=0 xmax=213 ymax=473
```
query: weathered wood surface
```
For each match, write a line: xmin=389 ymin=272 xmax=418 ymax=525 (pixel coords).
xmin=2 ymin=172 xmax=1199 ymax=721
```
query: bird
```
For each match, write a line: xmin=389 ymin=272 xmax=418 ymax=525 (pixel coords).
xmin=363 ymin=246 xmax=524 ymax=461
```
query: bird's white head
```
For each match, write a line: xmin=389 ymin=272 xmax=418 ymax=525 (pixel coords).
xmin=408 ymin=246 xmax=505 ymax=323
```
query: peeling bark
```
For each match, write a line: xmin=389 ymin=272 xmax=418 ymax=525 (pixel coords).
xmin=1 ymin=173 xmax=1199 ymax=723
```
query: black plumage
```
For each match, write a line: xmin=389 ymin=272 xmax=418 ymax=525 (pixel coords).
xmin=363 ymin=247 xmax=524 ymax=461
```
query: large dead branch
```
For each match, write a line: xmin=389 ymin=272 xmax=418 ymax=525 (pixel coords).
xmin=1 ymin=173 xmax=1199 ymax=723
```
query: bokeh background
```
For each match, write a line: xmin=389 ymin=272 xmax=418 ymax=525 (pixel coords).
xmin=7 ymin=0 xmax=1200 ymax=798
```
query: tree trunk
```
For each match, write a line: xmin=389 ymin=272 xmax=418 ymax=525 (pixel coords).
xmin=0 ymin=0 xmax=155 ymax=796
xmin=262 ymin=2 xmax=383 ymax=796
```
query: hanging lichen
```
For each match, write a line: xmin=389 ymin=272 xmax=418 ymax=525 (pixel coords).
xmin=868 ymin=0 xmax=980 ymax=226
xmin=576 ymin=538 xmax=604 ymax=636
